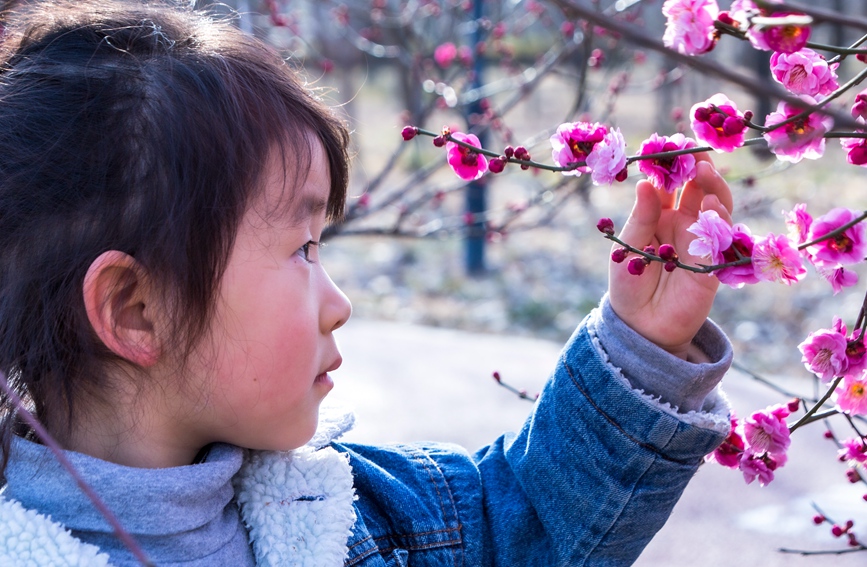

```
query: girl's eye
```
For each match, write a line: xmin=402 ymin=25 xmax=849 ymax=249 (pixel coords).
xmin=297 ymin=240 xmax=320 ymax=263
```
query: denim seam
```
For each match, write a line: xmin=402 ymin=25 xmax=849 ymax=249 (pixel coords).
xmin=412 ymin=449 xmax=464 ymax=567
xmin=564 ymin=361 xmax=697 ymax=466
xmin=344 ymin=536 xmax=378 ymax=566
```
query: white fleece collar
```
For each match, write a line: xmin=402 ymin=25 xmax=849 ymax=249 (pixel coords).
xmin=0 ymin=404 xmax=358 ymax=567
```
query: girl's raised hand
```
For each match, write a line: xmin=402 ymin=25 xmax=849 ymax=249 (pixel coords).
xmin=608 ymin=154 xmax=733 ymax=360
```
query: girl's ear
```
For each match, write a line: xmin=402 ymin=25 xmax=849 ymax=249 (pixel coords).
xmin=83 ymin=251 xmax=162 ymax=367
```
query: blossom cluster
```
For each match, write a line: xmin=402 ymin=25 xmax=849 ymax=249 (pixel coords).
xmin=686 ymin=205 xmax=864 ymax=291
xmin=709 ymin=404 xmax=793 ymax=486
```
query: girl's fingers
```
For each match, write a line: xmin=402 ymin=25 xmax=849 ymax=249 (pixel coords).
xmin=679 ymin=159 xmax=733 ymax=218
xmin=617 ymin=180 xmax=662 ymax=251
xmin=702 ymin=194 xmax=732 ymax=225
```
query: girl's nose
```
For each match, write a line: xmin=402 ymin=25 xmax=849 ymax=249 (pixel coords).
xmin=321 ymin=270 xmax=352 ymax=333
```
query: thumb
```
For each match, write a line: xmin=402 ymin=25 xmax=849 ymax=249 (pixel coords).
xmin=617 ymin=180 xmax=661 ymax=249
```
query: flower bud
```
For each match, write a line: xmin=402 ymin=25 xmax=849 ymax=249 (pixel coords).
xmin=722 ymin=116 xmax=746 ymax=136
xmin=401 ymin=126 xmax=418 ymax=141
xmin=642 ymin=245 xmax=656 ymax=255
xmin=847 ymin=468 xmax=861 ymax=483
xmin=824 ymin=430 xmax=835 ymax=439
xmin=492 ymin=371 xmax=501 ymax=383
xmin=743 ymin=110 xmax=753 ymax=122
xmin=658 ymin=243 xmax=677 ymax=261
xmin=664 ymin=261 xmax=677 ymax=272
xmin=611 ymin=247 xmax=628 ymax=263
xmin=433 ymin=135 xmax=446 ymax=147
xmin=627 ymin=256 xmax=648 ymax=276
xmin=503 ymin=145 xmax=515 ymax=158
xmin=596 ymin=217 xmax=615 ymax=235
xmin=488 ymin=157 xmax=505 ymax=173
xmin=832 ymin=525 xmax=845 ymax=537
xmin=846 ymin=520 xmax=855 ymax=530
xmin=717 ymin=11 xmax=735 ymax=26
xmin=694 ymin=106 xmax=710 ymax=123
xmin=786 ymin=398 xmax=801 ymax=413
xmin=708 ymin=112 xmax=725 ymax=129
xmin=848 ymin=533 xmax=859 ymax=547
xmin=514 ymin=146 xmax=530 ymax=160
xmin=813 ymin=515 xmax=825 ymax=525
xmin=615 ymin=167 xmax=629 ymax=182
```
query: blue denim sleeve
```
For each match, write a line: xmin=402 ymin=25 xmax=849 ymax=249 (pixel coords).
xmin=466 ymin=309 xmax=731 ymax=566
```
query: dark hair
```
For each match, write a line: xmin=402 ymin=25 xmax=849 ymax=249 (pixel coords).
xmin=0 ymin=0 xmax=350 ymax=466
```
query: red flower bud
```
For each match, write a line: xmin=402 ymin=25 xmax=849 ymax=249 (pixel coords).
xmin=694 ymin=106 xmax=710 ymax=123
xmin=492 ymin=371 xmax=501 ymax=383
xmin=824 ymin=430 xmax=835 ymax=439
xmin=664 ymin=261 xmax=677 ymax=272
xmin=514 ymin=146 xmax=530 ymax=160
xmin=643 ymin=245 xmax=656 ymax=255
xmin=743 ymin=110 xmax=754 ymax=122
xmin=787 ymin=399 xmax=801 ymax=413
xmin=848 ymin=533 xmax=860 ymax=547
xmin=596 ymin=217 xmax=615 ymax=235
xmin=627 ymin=256 xmax=648 ymax=276
xmin=708 ymin=113 xmax=725 ymax=128
xmin=611 ymin=247 xmax=628 ymax=263
xmin=488 ymin=157 xmax=506 ymax=173
xmin=503 ymin=145 xmax=515 ymax=158
xmin=717 ymin=11 xmax=735 ymax=26
xmin=832 ymin=524 xmax=845 ymax=537
xmin=658 ymin=243 xmax=677 ymax=261
xmin=722 ymin=116 xmax=746 ymax=136
xmin=615 ymin=167 xmax=629 ymax=182
xmin=433 ymin=135 xmax=446 ymax=147
xmin=847 ymin=468 xmax=861 ymax=483
xmin=813 ymin=515 xmax=825 ymax=525
xmin=401 ymin=126 xmax=418 ymax=141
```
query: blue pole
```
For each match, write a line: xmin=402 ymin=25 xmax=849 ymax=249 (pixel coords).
xmin=465 ymin=0 xmax=486 ymax=276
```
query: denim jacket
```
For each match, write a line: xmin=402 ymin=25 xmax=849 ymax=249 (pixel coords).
xmin=333 ymin=313 xmax=731 ymax=566
xmin=0 ymin=307 xmax=731 ymax=566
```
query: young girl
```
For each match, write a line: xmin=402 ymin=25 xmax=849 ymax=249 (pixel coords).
xmin=0 ymin=1 xmax=735 ymax=565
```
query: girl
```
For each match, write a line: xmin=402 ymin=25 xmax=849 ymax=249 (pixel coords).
xmin=0 ymin=1 xmax=735 ymax=565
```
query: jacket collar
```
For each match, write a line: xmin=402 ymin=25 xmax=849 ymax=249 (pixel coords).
xmin=0 ymin=404 xmax=357 ymax=567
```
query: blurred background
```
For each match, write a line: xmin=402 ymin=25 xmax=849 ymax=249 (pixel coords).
xmin=207 ymin=0 xmax=867 ymax=563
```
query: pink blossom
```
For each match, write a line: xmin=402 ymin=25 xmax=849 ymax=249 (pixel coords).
xmin=662 ymin=0 xmax=720 ymax=56
xmin=818 ymin=266 xmax=859 ymax=295
xmin=434 ymin=42 xmax=457 ymax=68
xmin=637 ymin=133 xmax=698 ymax=193
xmin=805 ymin=207 xmax=867 ymax=268
xmin=747 ymin=10 xmax=812 ymax=53
xmin=751 ymin=233 xmax=805 ymax=285
xmin=739 ymin=450 xmax=779 ymax=486
xmin=852 ymin=90 xmax=867 ymax=120
xmin=841 ymin=135 xmax=867 ymax=167
xmin=708 ymin=416 xmax=744 ymax=469
xmin=838 ymin=438 xmax=867 ymax=465
xmin=690 ymin=93 xmax=747 ymax=152
xmin=446 ymin=132 xmax=488 ymax=181
xmin=770 ymin=48 xmax=839 ymax=97
xmin=784 ymin=203 xmax=812 ymax=245
xmin=743 ymin=405 xmax=791 ymax=458
xmin=763 ymin=97 xmax=833 ymax=163
xmin=716 ymin=224 xmax=760 ymax=288
xmin=550 ymin=122 xmax=608 ymax=176
xmin=836 ymin=374 xmax=867 ymax=416
xmin=799 ymin=327 xmax=849 ymax=382
xmin=687 ymin=209 xmax=733 ymax=264
xmin=586 ymin=127 xmax=628 ymax=185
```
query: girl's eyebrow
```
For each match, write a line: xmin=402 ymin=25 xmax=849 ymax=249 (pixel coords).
xmin=292 ymin=194 xmax=328 ymax=222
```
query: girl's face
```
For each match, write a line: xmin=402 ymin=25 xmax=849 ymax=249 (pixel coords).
xmin=179 ymin=140 xmax=351 ymax=452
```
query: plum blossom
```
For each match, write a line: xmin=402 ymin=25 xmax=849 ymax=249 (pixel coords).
xmin=751 ymin=233 xmax=805 ymax=285
xmin=834 ymin=318 xmax=867 ymax=379
xmin=805 ymin=208 xmax=867 ymax=268
xmin=852 ymin=90 xmax=867 ymax=120
xmin=840 ymin=135 xmax=867 ymax=167
xmin=836 ymin=374 xmax=867 ymax=416
xmin=770 ymin=48 xmax=839 ymax=97
xmin=716 ymin=224 xmax=760 ymax=288
xmin=739 ymin=450 xmax=779 ymax=486
xmin=687 ymin=209 xmax=732 ymax=264
xmin=690 ymin=93 xmax=747 ymax=152
xmin=637 ymin=133 xmax=698 ymax=193
xmin=743 ymin=405 xmax=791 ymax=461
xmin=799 ymin=327 xmax=848 ymax=382
xmin=818 ymin=266 xmax=859 ymax=295
xmin=763 ymin=97 xmax=833 ymax=163
xmin=434 ymin=42 xmax=457 ymax=68
xmin=708 ymin=416 xmax=745 ymax=469
xmin=838 ymin=438 xmax=867 ymax=466
xmin=662 ymin=0 xmax=720 ymax=56
xmin=585 ymin=128 xmax=628 ymax=186
xmin=446 ymin=133 xmax=488 ymax=181
xmin=740 ymin=3 xmax=811 ymax=54
xmin=550 ymin=122 xmax=608 ymax=176
xmin=784 ymin=203 xmax=812 ymax=245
